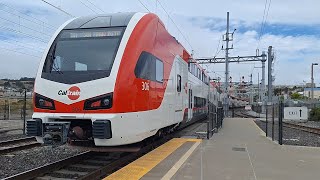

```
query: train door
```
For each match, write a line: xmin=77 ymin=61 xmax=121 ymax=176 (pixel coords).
xmin=175 ymin=60 xmax=183 ymax=122
xmin=188 ymin=88 xmax=193 ymax=121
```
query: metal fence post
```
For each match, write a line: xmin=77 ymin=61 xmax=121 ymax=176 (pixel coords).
xmin=272 ymin=103 xmax=275 ymax=141
xmin=23 ymin=89 xmax=27 ymax=135
xmin=4 ymin=99 xmax=7 ymax=120
xmin=266 ymin=107 xmax=268 ymax=137
xmin=278 ymin=102 xmax=283 ymax=145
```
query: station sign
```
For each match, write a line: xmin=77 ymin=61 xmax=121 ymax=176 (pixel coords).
xmin=284 ymin=106 xmax=308 ymax=120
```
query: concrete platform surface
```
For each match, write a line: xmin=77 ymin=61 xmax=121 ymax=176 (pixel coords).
xmin=173 ymin=118 xmax=320 ymax=180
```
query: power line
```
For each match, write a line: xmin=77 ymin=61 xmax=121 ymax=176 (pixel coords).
xmin=0 ymin=35 xmax=45 ymax=53
xmin=213 ymin=36 xmax=222 ymax=57
xmin=0 ymin=25 xmax=48 ymax=43
xmin=0 ymin=46 xmax=41 ymax=58
xmin=0 ymin=8 xmax=56 ymax=32
xmin=40 ymin=0 xmax=74 ymax=17
xmin=0 ymin=3 xmax=56 ymax=30
xmin=156 ymin=0 xmax=193 ymax=51
xmin=84 ymin=0 xmax=105 ymax=13
xmin=0 ymin=33 xmax=46 ymax=50
xmin=257 ymin=0 xmax=272 ymax=49
xmin=257 ymin=0 xmax=268 ymax=45
xmin=0 ymin=16 xmax=51 ymax=37
xmin=79 ymin=0 xmax=99 ymax=14
xmin=137 ymin=0 xmax=150 ymax=12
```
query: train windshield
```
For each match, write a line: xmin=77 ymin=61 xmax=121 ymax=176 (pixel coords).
xmin=42 ymin=27 xmax=125 ymax=84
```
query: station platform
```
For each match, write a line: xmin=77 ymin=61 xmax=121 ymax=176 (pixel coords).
xmin=104 ymin=118 xmax=320 ymax=180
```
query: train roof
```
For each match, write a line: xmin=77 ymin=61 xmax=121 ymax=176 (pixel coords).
xmin=63 ymin=12 xmax=136 ymax=29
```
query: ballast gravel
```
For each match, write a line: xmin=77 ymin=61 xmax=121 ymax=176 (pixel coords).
xmin=255 ymin=120 xmax=320 ymax=147
xmin=0 ymin=145 xmax=86 ymax=179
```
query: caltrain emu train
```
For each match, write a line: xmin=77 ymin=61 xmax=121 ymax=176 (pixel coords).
xmin=26 ymin=12 xmax=221 ymax=147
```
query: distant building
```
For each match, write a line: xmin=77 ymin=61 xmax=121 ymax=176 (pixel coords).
xmin=0 ymin=80 xmax=5 ymax=90
xmin=305 ymin=83 xmax=316 ymax=88
xmin=304 ymin=88 xmax=320 ymax=99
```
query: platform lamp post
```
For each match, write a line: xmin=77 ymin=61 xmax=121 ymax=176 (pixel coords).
xmin=311 ymin=63 xmax=318 ymax=107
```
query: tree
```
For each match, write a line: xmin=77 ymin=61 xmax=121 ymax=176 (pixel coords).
xmin=15 ymin=81 xmax=25 ymax=89
xmin=291 ymin=92 xmax=303 ymax=100
xmin=4 ymin=81 xmax=10 ymax=88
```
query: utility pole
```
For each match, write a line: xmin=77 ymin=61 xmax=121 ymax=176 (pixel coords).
xmin=267 ymin=46 xmax=273 ymax=103
xmin=224 ymin=12 xmax=230 ymax=117
xmin=250 ymin=74 xmax=253 ymax=104
xmin=311 ymin=63 xmax=318 ymax=105
xmin=257 ymin=73 xmax=260 ymax=102
xmin=261 ymin=51 xmax=267 ymax=113
xmin=223 ymin=12 xmax=234 ymax=117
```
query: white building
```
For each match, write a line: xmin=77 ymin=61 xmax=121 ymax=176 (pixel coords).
xmin=304 ymin=88 xmax=320 ymax=99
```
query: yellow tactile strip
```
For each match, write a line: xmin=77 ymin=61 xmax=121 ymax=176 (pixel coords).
xmin=104 ymin=138 xmax=202 ymax=180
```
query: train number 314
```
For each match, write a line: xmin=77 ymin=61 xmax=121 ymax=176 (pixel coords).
xmin=142 ymin=82 xmax=150 ymax=91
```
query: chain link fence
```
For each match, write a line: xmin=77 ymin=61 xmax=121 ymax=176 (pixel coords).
xmin=265 ymin=102 xmax=282 ymax=142
xmin=0 ymin=97 xmax=33 ymax=120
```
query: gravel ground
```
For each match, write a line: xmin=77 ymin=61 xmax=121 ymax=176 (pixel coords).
xmin=0 ymin=145 xmax=87 ymax=179
xmin=293 ymin=121 xmax=320 ymax=128
xmin=0 ymin=133 xmax=26 ymax=142
xmin=255 ymin=120 xmax=320 ymax=147
xmin=0 ymin=119 xmax=26 ymax=141
xmin=0 ymin=120 xmax=24 ymax=130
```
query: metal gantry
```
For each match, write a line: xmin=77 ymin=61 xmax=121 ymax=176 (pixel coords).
xmin=195 ymin=52 xmax=267 ymax=114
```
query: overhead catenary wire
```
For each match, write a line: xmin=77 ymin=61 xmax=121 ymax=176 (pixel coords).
xmin=79 ymin=0 xmax=99 ymax=14
xmin=84 ymin=0 xmax=105 ymax=13
xmin=0 ymin=36 xmax=45 ymax=53
xmin=213 ymin=36 xmax=222 ymax=58
xmin=40 ymin=0 xmax=74 ymax=17
xmin=156 ymin=0 xmax=193 ymax=51
xmin=0 ymin=16 xmax=52 ymax=37
xmin=0 ymin=25 xmax=49 ymax=43
xmin=0 ymin=6 xmax=56 ymax=31
xmin=137 ymin=0 xmax=150 ymax=12
xmin=0 ymin=2 xmax=56 ymax=30
xmin=0 ymin=33 xmax=46 ymax=50
xmin=0 ymin=46 xmax=42 ymax=58
xmin=257 ymin=0 xmax=272 ymax=49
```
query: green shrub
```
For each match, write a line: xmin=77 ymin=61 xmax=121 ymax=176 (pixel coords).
xmin=309 ymin=107 xmax=320 ymax=121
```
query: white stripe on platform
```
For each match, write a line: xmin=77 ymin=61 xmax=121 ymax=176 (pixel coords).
xmin=161 ymin=141 xmax=201 ymax=180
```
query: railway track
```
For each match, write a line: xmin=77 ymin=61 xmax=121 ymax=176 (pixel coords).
xmin=234 ymin=111 xmax=256 ymax=118
xmin=283 ymin=122 xmax=320 ymax=136
xmin=241 ymin=110 xmax=320 ymax=136
xmin=0 ymin=137 xmax=40 ymax=155
xmin=4 ymin=121 xmax=205 ymax=180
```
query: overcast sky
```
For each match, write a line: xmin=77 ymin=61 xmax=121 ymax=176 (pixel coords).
xmin=0 ymin=0 xmax=319 ymax=85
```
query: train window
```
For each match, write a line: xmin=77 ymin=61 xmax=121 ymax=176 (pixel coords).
xmin=192 ymin=64 xmax=195 ymax=75
xmin=42 ymin=27 xmax=125 ymax=84
xmin=135 ymin=52 xmax=155 ymax=81
xmin=156 ymin=59 xmax=163 ymax=82
xmin=194 ymin=96 xmax=207 ymax=108
xmin=177 ymin=75 xmax=182 ymax=92
xmin=135 ymin=51 xmax=164 ymax=83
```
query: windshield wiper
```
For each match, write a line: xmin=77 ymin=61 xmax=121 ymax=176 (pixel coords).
xmin=48 ymin=44 xmax=63 ymax=74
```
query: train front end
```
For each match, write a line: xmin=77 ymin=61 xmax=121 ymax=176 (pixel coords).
xmin=27 ymin=12 xmax=154 ymax=147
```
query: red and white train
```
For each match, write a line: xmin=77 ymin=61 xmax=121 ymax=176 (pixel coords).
xmin=27 ymin=12 xmax=221 ymax=146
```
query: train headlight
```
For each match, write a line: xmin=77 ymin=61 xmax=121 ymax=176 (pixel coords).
xmin=84 ymin=93 xmax=113 ymax=110
xmin=35 ymin=93 xmax=55 ymax=110
xmin=102 ymin=98 xmax=110 ymax=107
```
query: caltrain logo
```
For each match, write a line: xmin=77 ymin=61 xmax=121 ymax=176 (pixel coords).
xmin=58 ymin=86 xmax=81 ymax=100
